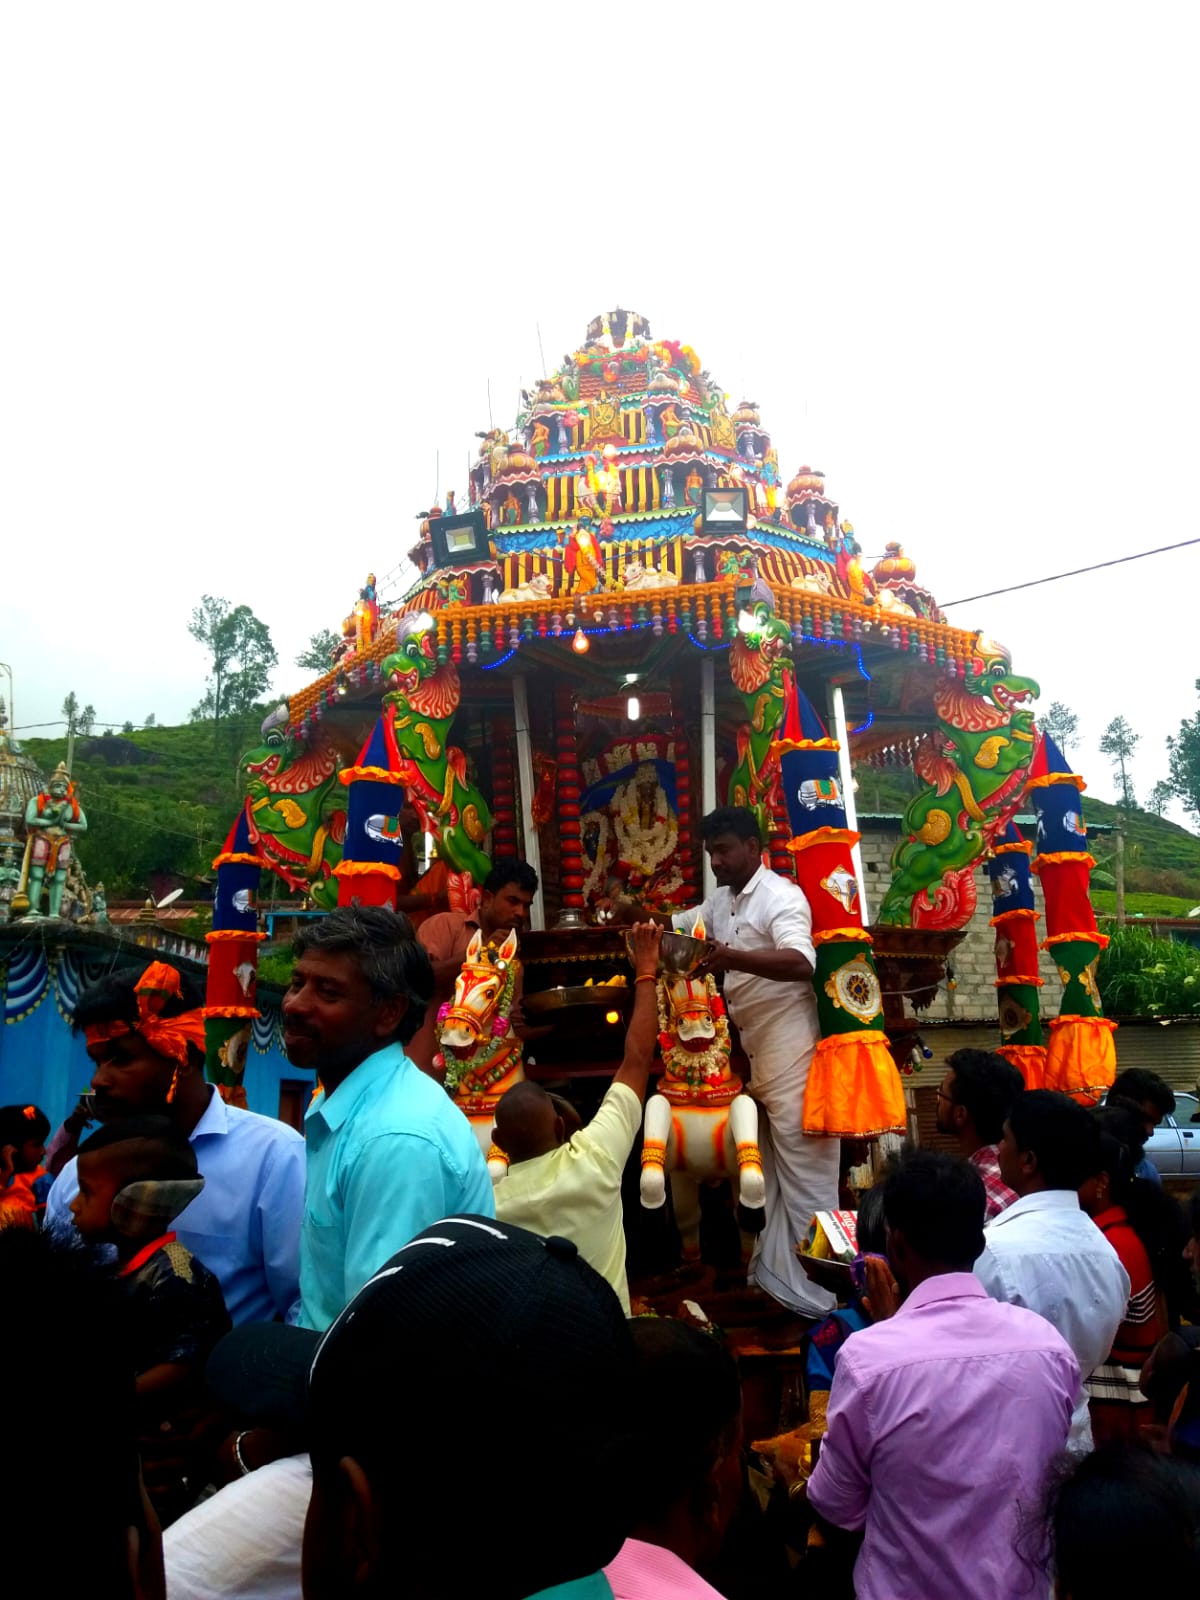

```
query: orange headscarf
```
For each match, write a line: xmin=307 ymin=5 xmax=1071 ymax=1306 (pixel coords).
xmin=83 ymin=961 xmax=207 ymax=1068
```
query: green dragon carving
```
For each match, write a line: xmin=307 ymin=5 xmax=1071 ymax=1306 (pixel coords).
xmin=878 ymin=633 xmax=1040 ymax=929
xmin=726 ymin=601 xmax=794 ymax=832
xmin=380 ymin=616 xmax=493 ymax=885
xmin=241 ymin=706 xmax=346 ymax=909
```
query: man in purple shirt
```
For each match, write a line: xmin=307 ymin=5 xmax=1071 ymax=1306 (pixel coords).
xmin=807 ymin=1151 xmax=1079 ymax=1600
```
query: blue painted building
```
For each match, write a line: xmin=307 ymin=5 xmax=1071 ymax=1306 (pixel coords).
xmin=0 ymin=925 xmax=312 ymax=1131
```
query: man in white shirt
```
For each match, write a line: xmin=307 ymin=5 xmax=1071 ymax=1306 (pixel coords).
xmin=975 ymin=1089 xmax=1129 ymax=1453
xmin=673 ymin=806 xmax=838 ymax=1318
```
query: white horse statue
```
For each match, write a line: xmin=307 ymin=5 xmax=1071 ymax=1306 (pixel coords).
xmin=434 ymin=928 xmax=524 ymax=1183
xmin=640 ymin=916 xmax=766 ymax=1258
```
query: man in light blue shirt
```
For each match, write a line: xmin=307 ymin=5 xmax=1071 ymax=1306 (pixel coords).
xmin=45 ymin=963 xmax=305 ymax=1326
xmin=282 ymin=905 xmax=493 ymax=1330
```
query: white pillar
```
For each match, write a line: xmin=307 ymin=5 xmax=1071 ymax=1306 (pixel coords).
xmin=829 ymin=681 xmax=870 ymax=923
xmin=511 ymin=673 xmax=546 ymax=931
xmin=701 ymin=657 xmax=717 ymax=898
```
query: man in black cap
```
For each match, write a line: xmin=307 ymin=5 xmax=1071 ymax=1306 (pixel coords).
xmin=195 ymin=1215 xmax=639 ymax=1600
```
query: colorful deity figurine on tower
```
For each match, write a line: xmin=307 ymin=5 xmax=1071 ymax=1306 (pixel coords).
xmin=19 ymin=763 xmax=87 ymax=919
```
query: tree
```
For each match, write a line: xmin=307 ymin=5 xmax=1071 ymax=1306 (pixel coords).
xmin=1100 ymin=715 xmax=1140 ymax=809
xmin=122 ymin=720 xmax=135 ymax=735
xmin=1146 ymin=780 xmax=1174 ymax=818
xmin=1042 ymin=701 xmax=1080 ymax=760
xmin=144 ymin=713 xmax=156 ymax=728
xmin=296 ymin=628 xmax=341 ymax=673
xmin=62 ymin=690 xmax=95 ymax=739
xmin=1167 ymin=681 xmax=1200 ymax=823
xmin=189 ymin=596 xmax=278 ymax=751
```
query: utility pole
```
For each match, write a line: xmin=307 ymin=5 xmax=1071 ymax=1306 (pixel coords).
xmin=1114 ymin=825 xmax=1126 ymax=926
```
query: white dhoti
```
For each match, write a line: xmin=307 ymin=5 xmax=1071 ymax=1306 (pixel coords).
xmin=742 ymin=1024 xmax=844 ymax=1312
xmin=674 ymin=866 xmax=840 ymax=1317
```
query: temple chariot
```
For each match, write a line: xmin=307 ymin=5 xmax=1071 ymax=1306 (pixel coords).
xmin=205 ymin=311 xmax=1113 ymax=1120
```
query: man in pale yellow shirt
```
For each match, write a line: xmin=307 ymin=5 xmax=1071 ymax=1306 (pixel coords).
xmin=492 ymin=923 xmax=662 ymax=1312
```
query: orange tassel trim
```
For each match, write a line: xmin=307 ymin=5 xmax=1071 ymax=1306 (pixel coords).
xmin=997 ymin=1043 xmax=1047 ymax=1089
xmin=814 ymin=927 xmax=874 ymax=946
xmin=772 ymin=736 xmax=841 ymax=756
xmin=990 ymin=908 xmax=1040 ymax=926
xmin=995 ymin=975 xmax=1046 ymax=987
xmin=1041 ymin=931 xmax=1109 ymax=951
xmin=206 ymin=930 xmax=268 ymax=944
xmin=1032 ymin=852 xmax=1096 ymax=871
xmin=1044 ymin=1015 xmax=1118 ymax=1102
xmin=787 ymin=826 xmax=862 ymax=855
xmin=333 ymin=859 xmax=403 ymax=881
xmin=1024 ymin=772 xmax=1087 ymax=792
xmin=992 ymin=840 xmax=1034 ymax=857
xmin=203 ymin=1005 xmax=261 ymax=1020
xmin=802 ymin=1031 xmax=905 ymax=1139
xmin=212 ymin=852 xmax=264 ymax=869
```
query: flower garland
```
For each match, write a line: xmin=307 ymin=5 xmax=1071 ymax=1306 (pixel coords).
xmin=581 ymin=810 xmax=612 ymax=904
xmin=655 ymin=978 xmax=735 ymax=1093
xmin=613 ymin=765 xmax=678 ymax=882
xmin=435 ymin=959 xmax=517 ymax=1096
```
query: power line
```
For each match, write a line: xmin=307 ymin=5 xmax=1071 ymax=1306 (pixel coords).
xmin=941 ymin=537 xmax=1200 ymax=608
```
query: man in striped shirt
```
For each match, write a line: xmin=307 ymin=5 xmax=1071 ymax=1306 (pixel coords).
xmin=935 ymin=1048 xmax=1023 ymax=1222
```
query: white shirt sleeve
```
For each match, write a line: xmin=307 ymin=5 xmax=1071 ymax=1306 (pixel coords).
xmin=43 ymin=1160 xmax=79 ymax=1239
xmin=164 ymin=1453 xmax=310 ymax=1599
xmin=765 ymin=883 xmax=816 ymax=966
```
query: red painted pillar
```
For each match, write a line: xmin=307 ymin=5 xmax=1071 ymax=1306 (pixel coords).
xmin=555 ymin=685 xmax=585 ymax=913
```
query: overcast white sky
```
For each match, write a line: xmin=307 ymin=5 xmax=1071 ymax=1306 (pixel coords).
xmin=2 ymin=5 xmax=1197 ymax=818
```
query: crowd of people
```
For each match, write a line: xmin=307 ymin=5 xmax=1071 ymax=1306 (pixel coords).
xmin=3 ymin=805 xmax=1200 ymax=1598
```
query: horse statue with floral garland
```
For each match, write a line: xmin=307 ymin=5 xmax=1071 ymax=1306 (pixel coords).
xmin=434 ymin=928 xmax=524 ymax=1183
xmin=640 ymin=917 xmax=765 ymax=1257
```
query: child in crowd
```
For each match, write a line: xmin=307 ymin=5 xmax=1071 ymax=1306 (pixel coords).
xmin=69 ymin=1114 xmax=231 ymax=1509
xmin=0 ymin=1103 xmax=50 ymax=1226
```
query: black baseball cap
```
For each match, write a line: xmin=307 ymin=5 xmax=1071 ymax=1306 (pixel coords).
xmin=211 ymin=1216 xmax=640 ymax=1598
xmin=208 ymin=1214 xmax=636 ymax=1436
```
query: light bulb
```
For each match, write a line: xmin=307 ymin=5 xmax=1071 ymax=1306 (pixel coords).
xmin=572 ymin=628 xmax=590 ymax=654
xmin=627 ymin=695 xmax=641 ymax=720
xmin=605 ymin=1009 xmax=620 ymax=1025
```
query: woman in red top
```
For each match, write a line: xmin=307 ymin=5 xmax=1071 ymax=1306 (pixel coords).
xmin=1079 ymin=1105 xmax=1172 ymax=1444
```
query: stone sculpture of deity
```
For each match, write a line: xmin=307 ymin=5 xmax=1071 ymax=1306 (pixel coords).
xmin=22 ymin=763 xmax=88 ymax=918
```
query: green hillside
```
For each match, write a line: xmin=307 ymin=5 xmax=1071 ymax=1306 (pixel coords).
xmin=16 ymin=721 xmax=1200 ymax=906
xmin=857 ymin=766 xmax=1200 ymax=905
xmin=23 ymin=716 xmax=264 ymax=898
